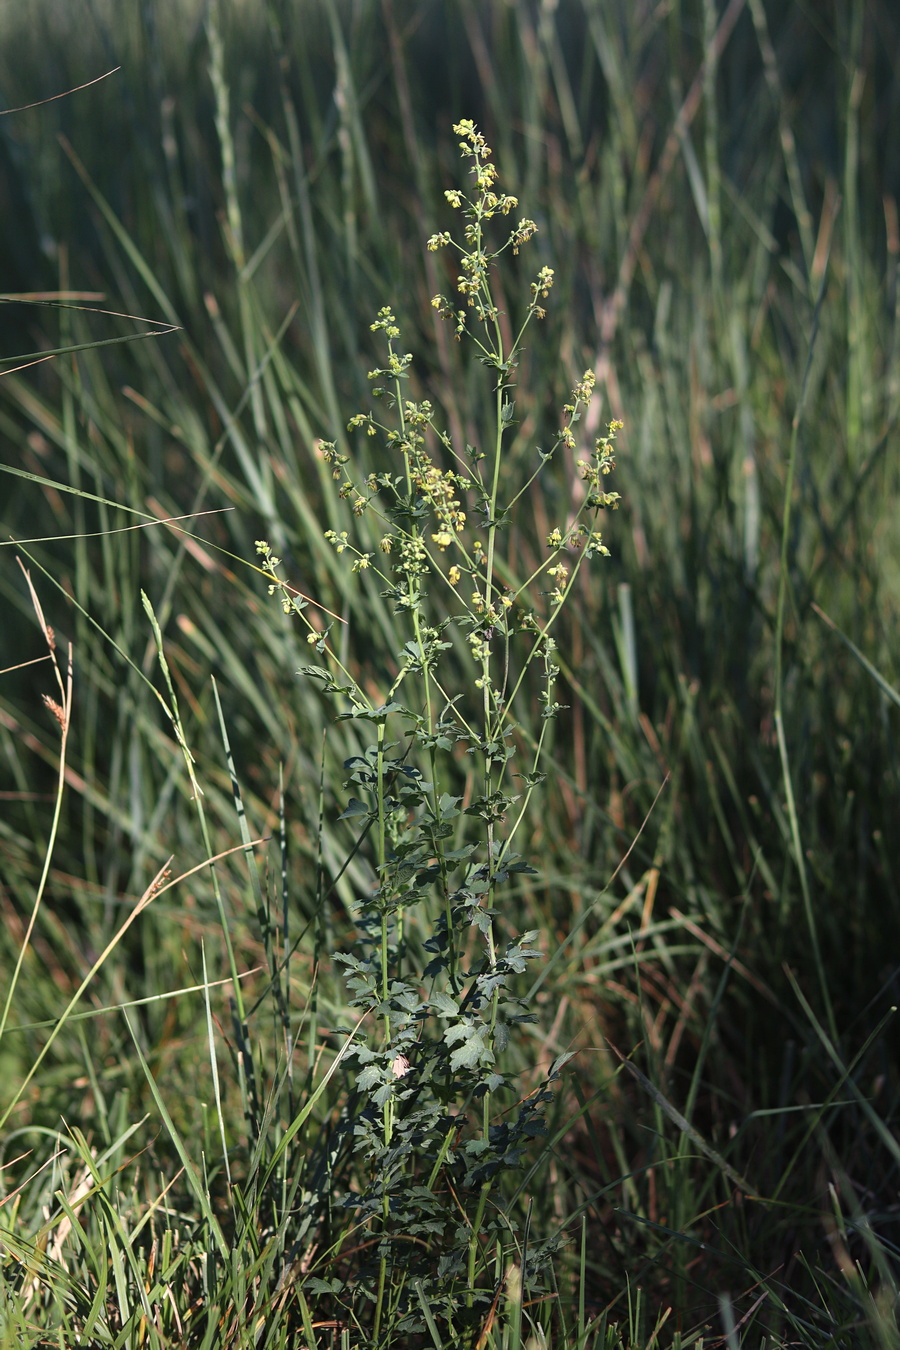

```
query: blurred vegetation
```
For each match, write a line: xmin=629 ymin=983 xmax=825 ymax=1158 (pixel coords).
xmin=1 ymin=0 xmax=900 ymax=1345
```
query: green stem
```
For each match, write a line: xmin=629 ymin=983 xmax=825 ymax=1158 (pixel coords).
xmin=467 ymin=1180 xmax=492 ymax=1306
xmin=375 ymin=719 xmax=389 ymax=1020
xmin=373 ymin=716 xmax=391 ymax=1340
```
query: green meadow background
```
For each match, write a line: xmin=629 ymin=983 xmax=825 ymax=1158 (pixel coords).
xmin=1 ymin=0 xmax=900 ymax=1345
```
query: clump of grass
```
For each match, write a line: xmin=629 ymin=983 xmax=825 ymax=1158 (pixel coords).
xmin=2 ymin=4 xmax=900 ymax=1348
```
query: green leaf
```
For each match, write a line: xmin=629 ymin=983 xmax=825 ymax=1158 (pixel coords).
xmin=430 ymin=991 xmax=459 ymax=1018
xmin=338 ymin=797 xmax=371 ymax=820
xmin=549 ymin=1051 xmax=578 ymax=1077
xmin=339 ymin=699 xmax=407 ymax=722
xmin=443 ymin=844 xmax=476 ymax=862
xmin=449 ymin=1036 xmax=486 ymax=1072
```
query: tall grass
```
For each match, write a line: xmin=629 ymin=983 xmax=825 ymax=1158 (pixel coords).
xmin=1 ymin=1 xmax=899 ymax=1345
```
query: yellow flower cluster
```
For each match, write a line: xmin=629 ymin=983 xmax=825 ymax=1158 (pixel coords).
xmin=578 ymin=420 xmax=624 ymax=510
xmin=410 ymin=459 xmax=466 ymax=551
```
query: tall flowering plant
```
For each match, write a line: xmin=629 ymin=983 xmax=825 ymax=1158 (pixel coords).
xmin=257 ymin=119 xmax=621 ymax=1343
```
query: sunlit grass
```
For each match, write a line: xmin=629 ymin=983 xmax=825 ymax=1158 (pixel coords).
xmin=1 ymin=1 xmax=899 ymax=1346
